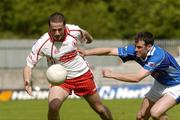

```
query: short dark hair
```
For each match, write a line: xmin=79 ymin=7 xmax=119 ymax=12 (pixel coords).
xmin=135 ymin=32 xmax=154 ymax=45
xmin=48 ymin=12 xmax=66 ymax=26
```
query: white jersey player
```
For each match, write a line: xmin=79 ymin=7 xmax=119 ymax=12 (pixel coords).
xmin=26 ymin=24 xmax=89 ymax=79
xmin=23 ymin=12 xmax=113 ymax=120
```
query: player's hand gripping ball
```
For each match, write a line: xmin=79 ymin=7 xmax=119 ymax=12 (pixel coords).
xmin=46 ymin=64 xmax=67 ymax=85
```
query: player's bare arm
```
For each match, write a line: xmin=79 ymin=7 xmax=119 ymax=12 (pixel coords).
xmin=102 ymin=68 xmax=151 ymax=83
xmin=23 ymin=65 xmax=33 ymax=96
xmin=82 ymin=30 xmax=93 ymax=43
xmin=84 ymin=48 xmax=118 ymax=56
xmin=78 ymin=48 xmax=118 ymax=58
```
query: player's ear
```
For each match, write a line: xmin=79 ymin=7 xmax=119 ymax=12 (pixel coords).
xmin=146 ymin=44 xmax=152 ymax=50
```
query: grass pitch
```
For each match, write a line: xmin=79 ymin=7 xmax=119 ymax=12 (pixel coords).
xmin=0 ymin=99 xmax=179 ymax=120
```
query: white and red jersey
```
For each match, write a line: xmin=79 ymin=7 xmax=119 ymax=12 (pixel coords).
xmin=26 ymin=24 xmax=90 ymax=79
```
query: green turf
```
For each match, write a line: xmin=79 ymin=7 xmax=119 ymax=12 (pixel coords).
xmin=0 ymin=99 xmax=179 ymax=120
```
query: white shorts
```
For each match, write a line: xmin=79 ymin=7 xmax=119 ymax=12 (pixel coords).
xmin=145 ymin=80 xmax=180 ymax=104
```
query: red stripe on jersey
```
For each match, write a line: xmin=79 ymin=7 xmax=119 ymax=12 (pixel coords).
xmin=59 ymin=50 xmax=77 ymax=62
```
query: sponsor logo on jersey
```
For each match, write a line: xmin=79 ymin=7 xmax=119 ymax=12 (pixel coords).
xmin=147 ymin=62 xmax=156 ymax=67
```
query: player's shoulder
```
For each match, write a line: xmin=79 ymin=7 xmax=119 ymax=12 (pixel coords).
xmin=36 ymin=33 xmax=49 ymax=42
xmin=151 ymin=45 xmax=164 ymax=57
xmin=124 ymin=44 xmax=136 ymax=53
xmin=39 ymin=32 xmax=49 ymax=41
xmin=148 ymin=45 xmax=165 ymax=62
xmin=127 ymin=44 xmax=135 ymax=49
xmin=118 ymin=44 xmax=135 ymax=56
xmin=66 ymin=24 xmax=81 ymax=30
xmin=33 ymin=32 xmax=50 ymax=46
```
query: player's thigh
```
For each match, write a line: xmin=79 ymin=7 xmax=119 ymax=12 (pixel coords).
xmin=151 ymin=94 xmax=176 ymax=115
xmin=84 ymin=92 xmax=103 ymax=107
xmin=48 ymin=86 xmax=69 ymax=103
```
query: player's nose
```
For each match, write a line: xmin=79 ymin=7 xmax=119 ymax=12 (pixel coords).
xmin=55 ymin=30 xmax=60 ymax=35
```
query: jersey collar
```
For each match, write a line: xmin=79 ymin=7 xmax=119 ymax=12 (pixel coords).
xmin=147 ymin=45 xmax=155 ymax=57
xmin=144 ymin=45 xmax=155 ymax=61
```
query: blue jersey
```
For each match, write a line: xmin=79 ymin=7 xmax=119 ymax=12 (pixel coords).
xmin=118 ymin=45 xmax=180 ymax=86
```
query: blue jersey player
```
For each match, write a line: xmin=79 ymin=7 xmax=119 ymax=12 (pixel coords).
xmin=80 ymin=32 xmax=180 ymax=120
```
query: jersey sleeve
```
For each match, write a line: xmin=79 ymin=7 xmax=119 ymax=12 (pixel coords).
xmin=118 ymin=45 xmax=136 ymax=62
xmin=26 ymin=40 xmax=43 ymax=68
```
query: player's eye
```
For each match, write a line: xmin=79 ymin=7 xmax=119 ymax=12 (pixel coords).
xmin=51 ymin=29 xmax=56 ymax=32
xmin=135 ymin=46 xmax=142 ymax=49
xmin=58 ymin=28 xmax=63 ymax=32
xmin=52 ymin=28 xmax=63 ymax=33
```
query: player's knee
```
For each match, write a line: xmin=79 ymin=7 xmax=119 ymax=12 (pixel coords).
xmin=95 ymin=104 xmax=105 ymax=113
xmin=49 ymin=98 xmax=61 ymax=112
xmin=159 ymin=114 xmax=168 ymax=120
xmin=95 ymin=105 xmax=113 ymax=120
xmin=94 ymin=103 xmax=108 ymax=114
xmin=150 ymin=109 xmax=161 ymax=119
xmin=151 ymin=111 xmax=168 ymax=120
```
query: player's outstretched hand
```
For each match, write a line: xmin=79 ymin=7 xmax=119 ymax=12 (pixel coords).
xmin=77 ymin=49 xmax=86 ymax=58
xmin=24 ymin=80 xmax=33 ymax=96
xmin=102 ymin=68 xmax=112 ymax=78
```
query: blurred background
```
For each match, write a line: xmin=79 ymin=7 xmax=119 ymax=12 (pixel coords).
xmin=0 ymin=0 xmax=180 ymax=100
xmin=0 ymin=0 xmax=180 ymax=39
